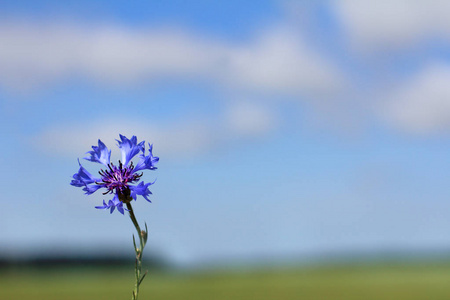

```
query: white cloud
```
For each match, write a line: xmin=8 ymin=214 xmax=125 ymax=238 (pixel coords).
xmin=225 ymin=101 xmax=277 ymax=137
xmin=224 ymin=27 xmax=346 ymax=97
xmin=381 ymin=63 xmax=450 ymax=134
xmin=33 ymin=102 xmax=278 ymax=158
xmin=0 ymin=20 xmax=344 ymax=98
xmin=33 ymin=118 xmax=215 ymax=159
xmin=333 ymin=0 xmax=450 ymax=52
xmin=0 ymin=21 xmax=223 ymax=91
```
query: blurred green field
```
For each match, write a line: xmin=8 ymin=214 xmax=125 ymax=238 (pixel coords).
xmin=2 ymin=263 xmax=450 ymax=300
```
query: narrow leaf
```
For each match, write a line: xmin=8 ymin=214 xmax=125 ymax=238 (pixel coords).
xmin=143 ymin=223 xmax=149 ymax=243
xmin=139 ymin=270 xmax=148 ymax=285
xmin=132 ymin=234 xmax=138 ymax=252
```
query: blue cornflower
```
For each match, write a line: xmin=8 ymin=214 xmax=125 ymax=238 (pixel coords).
xmin=71 ymin=134 xmax=159 ymax=214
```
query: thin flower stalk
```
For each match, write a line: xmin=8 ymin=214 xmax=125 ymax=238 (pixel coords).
xmin=127 ymin=202 xmax=148 ymax=300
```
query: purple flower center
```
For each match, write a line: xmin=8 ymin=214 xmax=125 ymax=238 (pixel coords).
xmin=97 ymin=161 xmax=142 ymax=201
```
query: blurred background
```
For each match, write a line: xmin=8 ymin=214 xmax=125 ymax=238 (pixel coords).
xmin=1 ymin=0 xmax=450 ymax=299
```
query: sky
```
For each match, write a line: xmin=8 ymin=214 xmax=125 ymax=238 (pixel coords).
xmin=1 ymin=0 xmax=450 ymax=266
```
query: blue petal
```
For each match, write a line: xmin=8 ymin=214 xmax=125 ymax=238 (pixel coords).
xmin=82 ymin=183 xmax=105 ymax=195
xmin=95 ymin=200 xmax=109 ymax=209
xmin=133 ymin=143 xmax=159 ymax=173
xmin=111 ymin=194 xmax=121 ymax=205
xmin=129 ymin=181 xmax=154 ymax=202
xmin=116 ymin=202 xmax=125 ymax=215
xmin=70 ymin=159 xmax=101 ymax=187
xmin=116 ymin=134 xmax=145 ymax=166
xmin=108 ymin=195 xmax=117 ymax=214
xmin=84 ymin=139 xmax=111 ymax=166
xmin=97 ymin=194 xmax=127 ymax=215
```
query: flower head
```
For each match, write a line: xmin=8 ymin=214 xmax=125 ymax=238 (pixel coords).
xmin=71 ymin=135 xmax=158 ymax=214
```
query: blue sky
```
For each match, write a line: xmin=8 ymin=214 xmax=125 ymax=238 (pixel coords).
xmin=1 ymin=1 xmax=450 ymax=266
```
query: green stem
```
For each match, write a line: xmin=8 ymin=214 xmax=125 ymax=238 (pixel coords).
xmin=126 ymin=202 xmax=148 ymax=300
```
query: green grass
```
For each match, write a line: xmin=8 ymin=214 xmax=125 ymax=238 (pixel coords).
xmin=2 ymin=263 xmax=450 ymax=300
